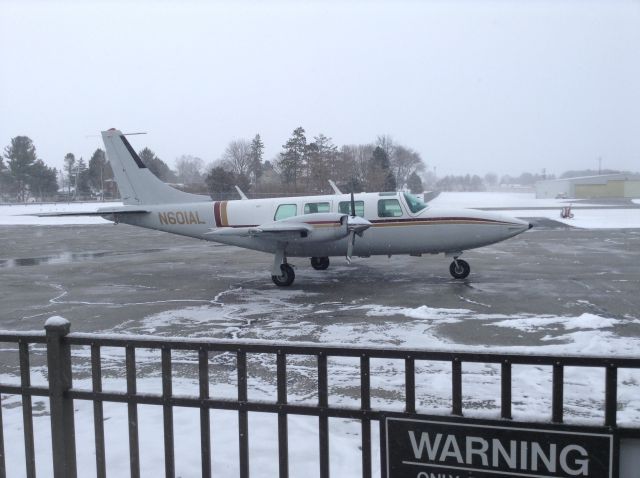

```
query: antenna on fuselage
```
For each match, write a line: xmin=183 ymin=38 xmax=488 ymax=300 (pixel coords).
xmin=235 ymin=186 xmax=248 ymax=200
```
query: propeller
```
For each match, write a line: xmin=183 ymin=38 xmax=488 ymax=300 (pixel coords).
xmin=345 ymin=191 xmax=371 ymax=263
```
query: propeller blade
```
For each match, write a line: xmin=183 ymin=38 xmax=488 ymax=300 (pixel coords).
xmin=344 ymin=193 xmax=369 ymax=264
xmin=346 ymin=230 xmax=355 ymax=264
xmin=350 ymin=191 xmax=356 ymax=217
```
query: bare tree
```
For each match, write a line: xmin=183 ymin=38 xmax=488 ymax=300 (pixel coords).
xmin=305 ymin=134 xmax=337 ymax=193
xmin=175 ymin=155 xmax=204 ymax=185
xmin=339 ymin=144 xmax=374 ymax=191
xmin=391 ymin=145 xmax=425 ymax=190
xmin=222 ymin=140 xmax=252 ymax=178
xmin=376 ymin=134 xmax=396 ymax=159
xmin=375 ymin=135 xmax=425 ymax=189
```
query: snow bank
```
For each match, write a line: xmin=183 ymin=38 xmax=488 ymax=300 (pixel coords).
xmin=429 ymin=192 xmax=572 ymax=209
xmin=503 ymin=208 xmax=640 ymax=229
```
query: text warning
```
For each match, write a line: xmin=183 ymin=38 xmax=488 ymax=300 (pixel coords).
xmin=383 ymin=417 xmax=614 ymax=478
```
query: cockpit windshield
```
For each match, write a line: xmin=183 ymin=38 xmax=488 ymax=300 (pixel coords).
xmin=403 ymin=192 xmax=428 ymax=213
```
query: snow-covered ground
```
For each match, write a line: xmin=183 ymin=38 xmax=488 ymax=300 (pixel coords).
xmin=429 ymin=191 xmax=574 ymax=209
xmin=430 ymin=192 xmax=640 ymax=229
xmin=1 ymin=300 xmax=639 ymax=477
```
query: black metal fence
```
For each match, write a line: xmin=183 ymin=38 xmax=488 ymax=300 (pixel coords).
xmin=1 ymin=319 xmax=639 ymax=478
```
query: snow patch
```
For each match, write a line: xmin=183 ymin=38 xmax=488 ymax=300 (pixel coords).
xmin=490 ymin=313 xmax=620 ymax=332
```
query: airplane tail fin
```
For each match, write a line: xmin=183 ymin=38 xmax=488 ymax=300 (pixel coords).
xmin=101 ymin=128 xmax=210 ymax=205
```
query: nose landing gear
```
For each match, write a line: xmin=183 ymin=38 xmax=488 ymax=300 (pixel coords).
xmin=449 ymin=258 xmax=470 ymax=279
xmin=272 ymin=263 xmax=295 ymax=287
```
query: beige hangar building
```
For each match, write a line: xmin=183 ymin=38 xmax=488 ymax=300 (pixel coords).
xmin=535 ymin=173 xmax=640 ymax=199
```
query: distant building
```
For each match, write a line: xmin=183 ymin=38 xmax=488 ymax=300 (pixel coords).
xmin=535 ymin=174 xmax=640 ymax=199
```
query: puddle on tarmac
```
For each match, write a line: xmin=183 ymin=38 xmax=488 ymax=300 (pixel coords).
xmin=0 ymin=249 xmax=166 ymax=268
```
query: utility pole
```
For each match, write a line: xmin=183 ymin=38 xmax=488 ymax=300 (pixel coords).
xmin=598 ymin=157 xmax=602 ymax=175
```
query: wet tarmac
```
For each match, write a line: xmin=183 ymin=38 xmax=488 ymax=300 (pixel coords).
xmin=1 ymin=222 xmax=639 ymax=343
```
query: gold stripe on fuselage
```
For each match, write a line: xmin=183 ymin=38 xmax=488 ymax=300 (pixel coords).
xmin=221 ymin=201 xmax=229 ymax=227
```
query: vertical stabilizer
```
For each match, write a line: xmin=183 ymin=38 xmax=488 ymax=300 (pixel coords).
xmin=101 ymin=128 xmax=210 ymax=205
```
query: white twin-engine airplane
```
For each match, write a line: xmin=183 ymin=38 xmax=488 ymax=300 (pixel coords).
xmin=49 ymin=129 xmax=533 ymax=286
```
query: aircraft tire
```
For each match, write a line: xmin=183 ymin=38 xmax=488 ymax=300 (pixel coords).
xmin=449 ymin=259 xmax=470 ymax=279
xmin=310 ymin=257 xmax=330 ymax=270
xmin=272 ymin=263 xmax=295 ymax=287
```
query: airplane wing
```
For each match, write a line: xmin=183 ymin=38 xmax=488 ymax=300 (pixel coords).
xmin=206 ymin=212 xmax=346 ymax=241
xmin=33 ymin=206 xmax=150 ymax=217
xmin=206 ymin=221 xmax=314 ymax=240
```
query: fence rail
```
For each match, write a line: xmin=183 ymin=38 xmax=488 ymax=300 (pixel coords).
xmin=0 ymin=318 xmax=639 ymax=478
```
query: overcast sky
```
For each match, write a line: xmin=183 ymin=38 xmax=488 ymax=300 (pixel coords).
xmin=1 ymin=0 xmax=639 ymax=177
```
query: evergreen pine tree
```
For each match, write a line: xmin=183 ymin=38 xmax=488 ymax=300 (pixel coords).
xmin=279 ymin=127 xmax=306 ymax=192
xmin=27 ymin=159 xmax=58 ymax=200
xmin=367 ymin=146 xmax=396 ymax=191
xmin=406 ymin=171 xmax=423 ymax=194
xmin=63 ymin=152 xmax=76 ymax=197
xmin=248 ymin=134 xmax=264 ymax=185
xmin=138 ymin=148 xmax=176 ymax=182
xmin=205 ymin=166 xmax=237 ymax=200
xmin=88 ymin=148 xmax=113 ymax=198
xmin=5 ymin=136 xmax=38 ymax=201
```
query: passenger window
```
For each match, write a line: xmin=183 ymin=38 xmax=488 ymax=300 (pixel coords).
xmin=377 ymin=199 xmax=403 ymax=218
xmin=338 ymin=200 xmax=364 ymax=217
xmin=304 ymin=202 xmax=330 ymax=214
xmin=274 ymin=204 xmax=297 ymax=220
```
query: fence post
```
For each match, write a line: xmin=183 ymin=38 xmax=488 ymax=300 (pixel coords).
xmin=45 ymin=317 xmax=77 ymax=478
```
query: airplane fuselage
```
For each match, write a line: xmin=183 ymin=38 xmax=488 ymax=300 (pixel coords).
xmin=108 ymin=191 xmax=530 ymax=258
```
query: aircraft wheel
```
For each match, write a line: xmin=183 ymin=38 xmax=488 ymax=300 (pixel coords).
xmin=272 ymin=263 xmax=295 ymax=287
xmin=310 ymin=256 xmax=330 ymax=270
xmin=449 ymin=259 xmax=470 ymax=279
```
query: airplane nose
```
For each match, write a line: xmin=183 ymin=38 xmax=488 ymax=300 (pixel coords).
xmin=529 ymin=223 xmax=534 ymax=229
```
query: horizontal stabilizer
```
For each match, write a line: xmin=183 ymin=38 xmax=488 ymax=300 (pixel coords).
xmin=33 ymin=206 xmax=150 ymax=217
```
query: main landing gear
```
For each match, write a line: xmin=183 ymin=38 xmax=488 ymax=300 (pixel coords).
xmin=449 ymin=258 xmax=470 ymax=279
xmin=272 ymin=255 xmax=331 ymax=286
xmin=310 ymin=256 xmax=330 ymax=270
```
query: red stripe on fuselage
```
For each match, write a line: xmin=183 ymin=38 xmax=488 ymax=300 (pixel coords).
xmin=217 ymin=217 xmax=511 ymax=228
xmin=213 ymin=202 xmax=222 ymax=227
xmin=368 ymin=217 xmax=513 ymax=225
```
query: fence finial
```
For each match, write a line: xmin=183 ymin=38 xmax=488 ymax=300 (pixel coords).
xmin=45 ymin=316 xmax=70 ymax=333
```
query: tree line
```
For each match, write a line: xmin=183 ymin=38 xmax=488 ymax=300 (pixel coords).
xmin=3 ymin=130 xmax=619 ymax=203
xmin=0 ymin=136 xmax=117 ymax=202
xmin=205 ymin=128 xmax=426 ymax=199
xmin=0 ymin=128 xmax=428 ymax=202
